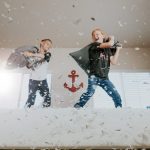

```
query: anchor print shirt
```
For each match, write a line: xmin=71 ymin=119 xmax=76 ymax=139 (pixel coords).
xmin=89 ymin=43 xmax=113 ymax=79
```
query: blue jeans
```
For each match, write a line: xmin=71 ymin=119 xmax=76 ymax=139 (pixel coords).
xmin=25 ymin=79 xmax=51 ymax=108
xmin=74 ymin=75 xmax=122 ymax=108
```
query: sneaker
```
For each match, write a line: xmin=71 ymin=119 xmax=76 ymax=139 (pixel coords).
xmin=42 ymin=102 xmax=51 ymax=108
xmin=24 ymin=103 xmax=32 ymax=109
xmin=74 ymin=103 xmax=82 ymax=109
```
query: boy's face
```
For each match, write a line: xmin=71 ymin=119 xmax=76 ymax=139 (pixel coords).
xmin=92 ymin=30 xmax=104 ymax=42
xmin=41 ymin=41 xmax=52 ymax=52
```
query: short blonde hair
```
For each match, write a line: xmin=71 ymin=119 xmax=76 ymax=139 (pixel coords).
xmin=40 ymin=39 xmax=52 ymax=47
xmin=91 ymin=28 xmax=106 ymax=36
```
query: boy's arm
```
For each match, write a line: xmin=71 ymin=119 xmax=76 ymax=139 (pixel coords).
xmin=110 ymin=45 xmax=122 ymax=65
xmin=23 ymin=51 xmax=45 ymax=59
xmin=99 ymin=36 xmax=115 ymax=48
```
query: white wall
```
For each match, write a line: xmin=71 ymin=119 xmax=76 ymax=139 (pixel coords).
xmin=0 ymin=48 xmax=150 ymax=108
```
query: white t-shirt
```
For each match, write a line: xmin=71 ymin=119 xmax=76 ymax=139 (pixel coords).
xmin=30 ymin=61 xmax=49 ymax=81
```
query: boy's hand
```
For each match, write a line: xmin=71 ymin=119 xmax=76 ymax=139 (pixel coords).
xmin=117 ymin=43 xmax=122 ymax=48
xmin=114 ymin=42 xmax=122 ymax=49
xmin=23 ymin=51 xmax=33 ymax=57
xmin=117 ymin=44 xmax=122 ymax=50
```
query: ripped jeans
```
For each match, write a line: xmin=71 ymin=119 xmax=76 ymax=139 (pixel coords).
xmin=74 ymin=75 xmax=122 ymax=108
xmin=25 ymin=79 xmax=51 ymax=108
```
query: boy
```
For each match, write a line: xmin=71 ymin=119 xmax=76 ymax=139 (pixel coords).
xmin=24 ymin=39 xmax=52 ymax=108
xmin=74 ymin=28 xmax=122 ymax=108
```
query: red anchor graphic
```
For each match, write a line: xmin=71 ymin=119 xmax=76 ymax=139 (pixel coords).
xmin=64 ymin=70 xmax=83 ymax=92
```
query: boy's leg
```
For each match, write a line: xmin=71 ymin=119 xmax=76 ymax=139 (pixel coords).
xmin=100 ymin=79 xmax=122 ymax=108
xmin=74 ymin=75 xmax=97 ymax=108
xmin=39 ymin=80 xmax=51 ymax=107
xmin=25 ymin=79 xmax=38 ymax=108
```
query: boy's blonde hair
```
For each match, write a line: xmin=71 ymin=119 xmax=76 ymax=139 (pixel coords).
xmin=91 ymin=28 xmax=106 ymax=36
xmin=40 ymin=39 xmax=52 ymax=47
